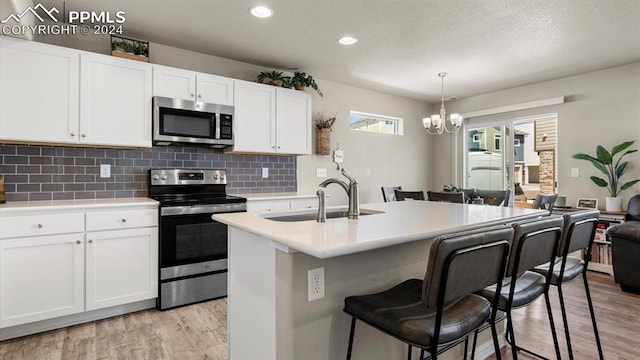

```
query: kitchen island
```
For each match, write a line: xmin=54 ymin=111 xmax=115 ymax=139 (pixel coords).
xmin=213 ymin=201 xmax=547 ymax=360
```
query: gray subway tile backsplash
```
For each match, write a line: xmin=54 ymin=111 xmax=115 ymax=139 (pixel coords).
xmin=0 ymin=144 xmax=297 ymax=201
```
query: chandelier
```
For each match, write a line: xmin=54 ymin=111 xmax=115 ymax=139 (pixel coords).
xmin=422 ymin=72 xmax=463 ymax=134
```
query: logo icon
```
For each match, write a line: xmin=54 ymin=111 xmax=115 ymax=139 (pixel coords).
xmin=1 ymin=3 xmax=59 ymax=24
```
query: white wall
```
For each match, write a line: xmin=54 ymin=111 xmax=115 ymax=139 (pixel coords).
xmin=438 ymin=63 xmax=640 ymax=209
xmin=30 ymin=34 xmax=433 ymax=204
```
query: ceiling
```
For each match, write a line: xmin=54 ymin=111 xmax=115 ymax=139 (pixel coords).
xmin=34 ymin=0 xmax=640 ymax=102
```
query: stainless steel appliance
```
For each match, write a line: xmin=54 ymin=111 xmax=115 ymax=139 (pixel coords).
xmin=149 ymin=168 xmax=246 ymax=310
xmin=153 ymin=96 xmax=234 ymax=148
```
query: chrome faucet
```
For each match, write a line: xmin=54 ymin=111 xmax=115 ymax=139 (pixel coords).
xmin=316 ymin=168 xmax=359 ymax=222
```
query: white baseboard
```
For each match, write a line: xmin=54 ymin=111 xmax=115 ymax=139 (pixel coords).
xmin=0 ymin=299 xmax=156 ymax=341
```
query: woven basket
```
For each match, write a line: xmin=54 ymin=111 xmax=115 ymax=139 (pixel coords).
xmin=316 ymin=129 xmax=331 ymax=155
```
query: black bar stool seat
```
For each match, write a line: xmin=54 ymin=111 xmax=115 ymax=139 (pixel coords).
xmin=345 ymin=279 xmax=491 ymax=348
xmin=536 ymin=257 xmax=585 ymax=284
xmin=479 ymin=271 xmax=546 ymax=309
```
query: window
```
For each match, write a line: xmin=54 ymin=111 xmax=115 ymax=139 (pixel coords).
xmin=349 ymin=111 xmax=403 ymax=135
xmin=472 ymin=133 xmax=481 ymax=142
xmin=514 ymin=138 xmax=521 ymax=147
xmin=494 ymin=134 xmax=501 ymax=150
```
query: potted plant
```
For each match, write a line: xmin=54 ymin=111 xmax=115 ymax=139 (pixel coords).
xmin=291 ymin=71 xmax=323 ymax=97
xmin=257 ymin=71 xmax=289 ymax=87
xmin=572 ymin=140 xmax=640 ymax=211
xmin=314 ymin=112 xmax=337 ymax=155
xmin=110 ymin=35 xmax=149 ymax=62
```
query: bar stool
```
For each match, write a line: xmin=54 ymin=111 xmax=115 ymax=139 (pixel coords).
xmin=427 ymin=191 xmax=465 ymax=203
xmin=532 ymin=193 xmax=559 ymax=215
xmin=533 ymin=209 xmax=604 ymax=360
xmin=472 ymin=216 xmax=564 ymax=360
xmin=394 ymin=190 xmax=425 ymax=201
xmin=343 ymin=225 xmax=513 ymax=360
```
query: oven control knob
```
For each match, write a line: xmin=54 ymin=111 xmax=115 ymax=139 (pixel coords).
xmin=160 ymin=174 xmax=168 ymax=180
xmin=213 ymin=174 xmax=218 ymax=180
xmin=220 ymin=174 xmax=225 ymax=180
xmin=152 ymin=175 xmax=160 ymax=180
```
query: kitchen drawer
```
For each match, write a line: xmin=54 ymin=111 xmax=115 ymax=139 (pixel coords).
xmin=0 ymin=213 xmax=84 ymax=238
xmin=86 ymin=208 xmax=158 ymax=231
xmin=289 ymin=198 xmax=318 ymax=210
xmin=246 ymin=200 xmax=291 ymax=213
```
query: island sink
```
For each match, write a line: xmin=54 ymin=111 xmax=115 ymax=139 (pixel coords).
xmin=262 ymin=208 xmax=384 ymax=222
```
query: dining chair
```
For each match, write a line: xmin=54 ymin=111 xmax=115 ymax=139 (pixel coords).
xmin=381 ymin=186 xmax=402 ymax=202
xmin=394 ymin=190 xmax=425 ymax=201
xmin=344 ymin=225 xmax=513 ymax=360
xmin=427 ymin=191 xmax=465 ymax=203
xmin=532 ymin=210 xmax=604 ymax=360
xmin=472 ymin=216 xmax=564 ymax=360
xmin=532 ymin=193 xmax=558 ymax=215
xmin=475 ymin=189 xmax=511 ymax=207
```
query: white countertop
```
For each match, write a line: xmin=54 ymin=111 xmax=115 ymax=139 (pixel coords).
xmin=0 ymin=197 xmax=158 ymax=213
xmin=214 ymin=201 xmax=548 ymax=258
xmin=235 ymin=192 xmax=317 ymax=201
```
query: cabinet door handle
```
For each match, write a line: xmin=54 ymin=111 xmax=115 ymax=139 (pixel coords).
xmin=81 ymin=134 xmax=86 ymax=138
xmin=70 ymin=133 xmax=75 ymax=137
xmin=76 ymin=240 xmax=82 ymax=244
xmin=271 ymin=146 xmax=275 ymax=149
xmin=198 ymin=94 xmax=202 ymax=98
xmin=121 ymin=218 xmax=127 ymax=223
xmin=88 ymin=240 xmax=93 ymax=244
xmin=37 ymin=223 xmax=43 ymax=228
xmin=277 ymin=146 xmax=281 ymax=149
xmin=190 ymin=93 xmax=195 ymax=97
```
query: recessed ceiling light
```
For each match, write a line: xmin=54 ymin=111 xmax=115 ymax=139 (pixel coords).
xmin=250 ymin=5 xmax=273 ymax=18
xmin=338 ymin=36 xmax=358 ymax=45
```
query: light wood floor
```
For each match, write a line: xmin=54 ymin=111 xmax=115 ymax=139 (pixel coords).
xmin=1 ymin=272 xmax=638 ymax=360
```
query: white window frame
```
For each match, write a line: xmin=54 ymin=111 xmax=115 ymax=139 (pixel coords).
xmin=349 ymin=110 xmax=403 ymax=135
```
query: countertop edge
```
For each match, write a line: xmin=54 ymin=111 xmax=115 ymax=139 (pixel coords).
xmin=0 ymin=198 xmax=158 ymax=213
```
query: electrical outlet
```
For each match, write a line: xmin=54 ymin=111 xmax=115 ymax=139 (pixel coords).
xmin=308 ymin=267 xmax=325 ymax=301
xmin=100 ymin=164 xmax=111 ymax=178
xmin=316 ymin=168 xmax=327 ymax=177
xmin=262 ymin=167 xmax=269 ymax=178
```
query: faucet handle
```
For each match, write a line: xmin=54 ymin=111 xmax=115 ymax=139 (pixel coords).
xmin=316 ymin=188 xmax=326 ymax=223
xmin=340 ymin=168 xmax=356 ymax=184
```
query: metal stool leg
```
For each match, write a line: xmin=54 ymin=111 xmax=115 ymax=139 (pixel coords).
xmin=489 ymin=318 xmax=502 ymax=360
xmin=544 ymin=291 xmax=562 ymax=360
xmin=506 ymin=312 xmax=519 ymax=360
xmin=346 ymin=317 xmax=356 ymax=360
xmin=407 ymin=345 xmax=412 ymax=360
xmin=583 ymin=272 xmax=604 ymax=360
xmin=557 ymin=283 xmax=574 ymax=360
xmin=470 ymin=329 xmax=479 ymax=360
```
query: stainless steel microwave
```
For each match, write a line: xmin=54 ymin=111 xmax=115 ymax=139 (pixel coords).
xmin=153 ymin=96 xmax=234 ymax=148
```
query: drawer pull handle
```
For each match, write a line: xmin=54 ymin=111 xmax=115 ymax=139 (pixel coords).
xmin=121 ymin=218 xmax=127 ymax=223
xmin=37 ymin=224 xmax=43 ymax=228
xmin=76 ymin=240 xmax=81 ymax=244
xmin=88 ymin=240 xmax=93 ymax=244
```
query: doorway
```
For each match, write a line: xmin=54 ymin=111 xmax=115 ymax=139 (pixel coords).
xmin=463 ymin=114 xmax=558 ymax=203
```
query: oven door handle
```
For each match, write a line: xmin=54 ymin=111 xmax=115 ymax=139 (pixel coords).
xmin=161 ymin=203 xmax=247 ymax=216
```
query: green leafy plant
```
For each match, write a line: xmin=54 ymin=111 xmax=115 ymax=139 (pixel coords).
xmin=257 ymin=71 xmax=289 ymax=87
xmin=442 ymin=184 xmax=461 ymax=192
xmin=572 ymin=140 xmax=640 ymax=197
xmin=314 ymin=112 xmax=337 ymax=130
xmin=291 ymin=71 xmax=323 ymax=97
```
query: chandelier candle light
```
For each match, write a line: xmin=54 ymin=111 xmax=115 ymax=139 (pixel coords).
xmin=423 ymin=72 xmax=463 ymax=134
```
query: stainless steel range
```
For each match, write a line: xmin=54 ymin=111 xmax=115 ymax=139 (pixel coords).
xmin=149 ymin=168 xmax=246 ymax=310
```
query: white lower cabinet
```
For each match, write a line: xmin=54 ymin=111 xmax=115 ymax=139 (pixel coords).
xmin=0 ymin=234 xmax=84 ymax=328
xmin=85 ymin=228 xmax=158 ymax=311
xmin=0 ymin=202 xmax=158 ymax=329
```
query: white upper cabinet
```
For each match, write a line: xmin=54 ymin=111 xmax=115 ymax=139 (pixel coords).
xmin=233 ymin=80 xmax=276 ymax=153
xmin=0 ymin=37 xmax=80 ymax=144
xmin=232 ymin=81 xmax=311 ymax=155
xmin=276 ymin=88 xmax=312 ymax=154
xmin=153 ymin=65 xmax=234 ymax=105
xmin=80 ymin=53 xmax=152 ymax=148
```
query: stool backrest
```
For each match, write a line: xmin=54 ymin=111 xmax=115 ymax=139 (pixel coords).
xmin=559 ymin=210 xmax=600 ymax=256
xmin=394 ymin=190 xmax=425 ymax=201
xmin=475 ymin=189 xmax=512 ymax=207
xmin=422 ymin=226 xmax=513 ymax=308
xmin=532 ymin=193 xmax=559 ymax=215
xmin=381 ymin=186 xmax=402 ymax=202
xmin=427 ymin=191 xmax=465 ymax=203
xmin=508 ymin=216 xmax=564 ymax=277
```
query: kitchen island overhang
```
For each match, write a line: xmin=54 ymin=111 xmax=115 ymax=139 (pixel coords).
xmin=214 ymin=201 xmax=547 ymax=360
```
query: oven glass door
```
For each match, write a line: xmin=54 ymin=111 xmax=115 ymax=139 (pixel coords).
xmin=159 ymin=107 xmax=215 ymax=139
xmin=160 ymin=212 xmax=228 ymax=268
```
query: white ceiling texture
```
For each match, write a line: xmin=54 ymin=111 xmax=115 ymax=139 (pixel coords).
xmin=36 ymin=0 xmax=640 ymax=102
